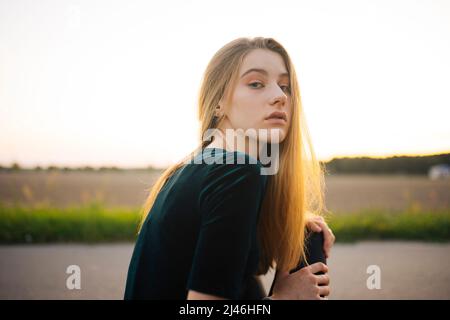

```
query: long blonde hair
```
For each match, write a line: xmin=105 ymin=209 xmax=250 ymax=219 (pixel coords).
xmin=138 ymin=37 xmax=328 ymax=275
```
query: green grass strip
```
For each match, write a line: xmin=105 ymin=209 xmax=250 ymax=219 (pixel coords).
xmin=0 ymin=203 xmax=449 ymax=243
xmin=0 ymin=202 xmax=140 ymax=243
xmin=327 ymin=208 xmax=450 ymax=242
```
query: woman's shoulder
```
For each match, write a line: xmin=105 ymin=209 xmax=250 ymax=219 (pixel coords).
xmin=195 ymin=148 xmax=269 ymax=220
xmin=188 ymin=147 xmax=264 ymax=178
xmin=191 ymin=147 xmax=268 ymax=191
xmin=192 ymin=147 xmax=263 ymax=166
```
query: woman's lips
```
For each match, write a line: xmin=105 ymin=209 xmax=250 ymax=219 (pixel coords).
xmin=264 ymin=117 xmax=287 ymax=125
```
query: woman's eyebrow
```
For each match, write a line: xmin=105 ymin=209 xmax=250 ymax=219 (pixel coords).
xmin=240 ymin=68 xmax=289 ymax=79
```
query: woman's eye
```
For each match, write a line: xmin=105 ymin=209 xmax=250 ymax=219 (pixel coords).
xmin=248 ymin=82 xmax=291 ymax=94
xmin=280 ymin=85 xmax=291 ymax=94
xmin=248 ymin=82 xmax=263 ymax=89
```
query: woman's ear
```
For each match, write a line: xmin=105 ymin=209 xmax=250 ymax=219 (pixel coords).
xmin=215 ymin=104 xmax=222 ymax=117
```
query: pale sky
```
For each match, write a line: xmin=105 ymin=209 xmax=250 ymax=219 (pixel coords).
xmin=1 ymin=0 xmax=449 ymax=169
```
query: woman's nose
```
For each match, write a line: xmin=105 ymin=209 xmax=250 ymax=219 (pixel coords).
xmin=270 ymin=87 xmax=287 ymax=106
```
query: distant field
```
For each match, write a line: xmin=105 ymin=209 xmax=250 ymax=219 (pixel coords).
xmin=0 ymin=171 xmax=449 ymax=213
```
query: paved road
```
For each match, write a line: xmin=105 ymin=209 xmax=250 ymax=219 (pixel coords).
xmin=1 ymin=241 xmax=449 ymax=299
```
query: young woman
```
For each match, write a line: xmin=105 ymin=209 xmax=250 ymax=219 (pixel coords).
xmin=124 ymin=37 xmax=335 ymax=300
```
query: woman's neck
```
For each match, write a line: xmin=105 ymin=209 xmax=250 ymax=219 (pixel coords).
xmin=206 ymin=128 xmax=264 ymax=160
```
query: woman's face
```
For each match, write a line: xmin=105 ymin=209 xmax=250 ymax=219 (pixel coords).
xmin=219 ymin=48 xmax=292 ymax=144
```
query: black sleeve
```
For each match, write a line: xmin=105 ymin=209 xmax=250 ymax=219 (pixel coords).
xmin=186 ymin=162 xmax=268 ymax=299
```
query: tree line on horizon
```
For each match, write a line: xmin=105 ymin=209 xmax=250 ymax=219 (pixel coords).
xmin=323 ymin=153 xmax=450 ymax=175
xmin=1 ymin=153 xmax=449 ymax=175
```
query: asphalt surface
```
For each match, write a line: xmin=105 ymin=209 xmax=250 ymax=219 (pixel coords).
xmin=0 ymin=241 xmax=449 ymax=299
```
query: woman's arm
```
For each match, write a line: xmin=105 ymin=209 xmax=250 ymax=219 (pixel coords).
xmin=187 ymin=289 xmax=227 ymax=300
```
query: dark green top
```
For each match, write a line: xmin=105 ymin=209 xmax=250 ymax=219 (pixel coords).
xmin=124 ymin=147 xmax=269 ymax=300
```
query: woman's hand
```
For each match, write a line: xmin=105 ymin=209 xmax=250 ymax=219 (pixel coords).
xmin=305 ymin=213 xmax=336 ymax=259
xmin=270 ymin=262 xmax=330 ymax=300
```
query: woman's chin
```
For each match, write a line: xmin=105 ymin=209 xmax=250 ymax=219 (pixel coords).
xmin=256 ymin=128 xmax=286 ymax=144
